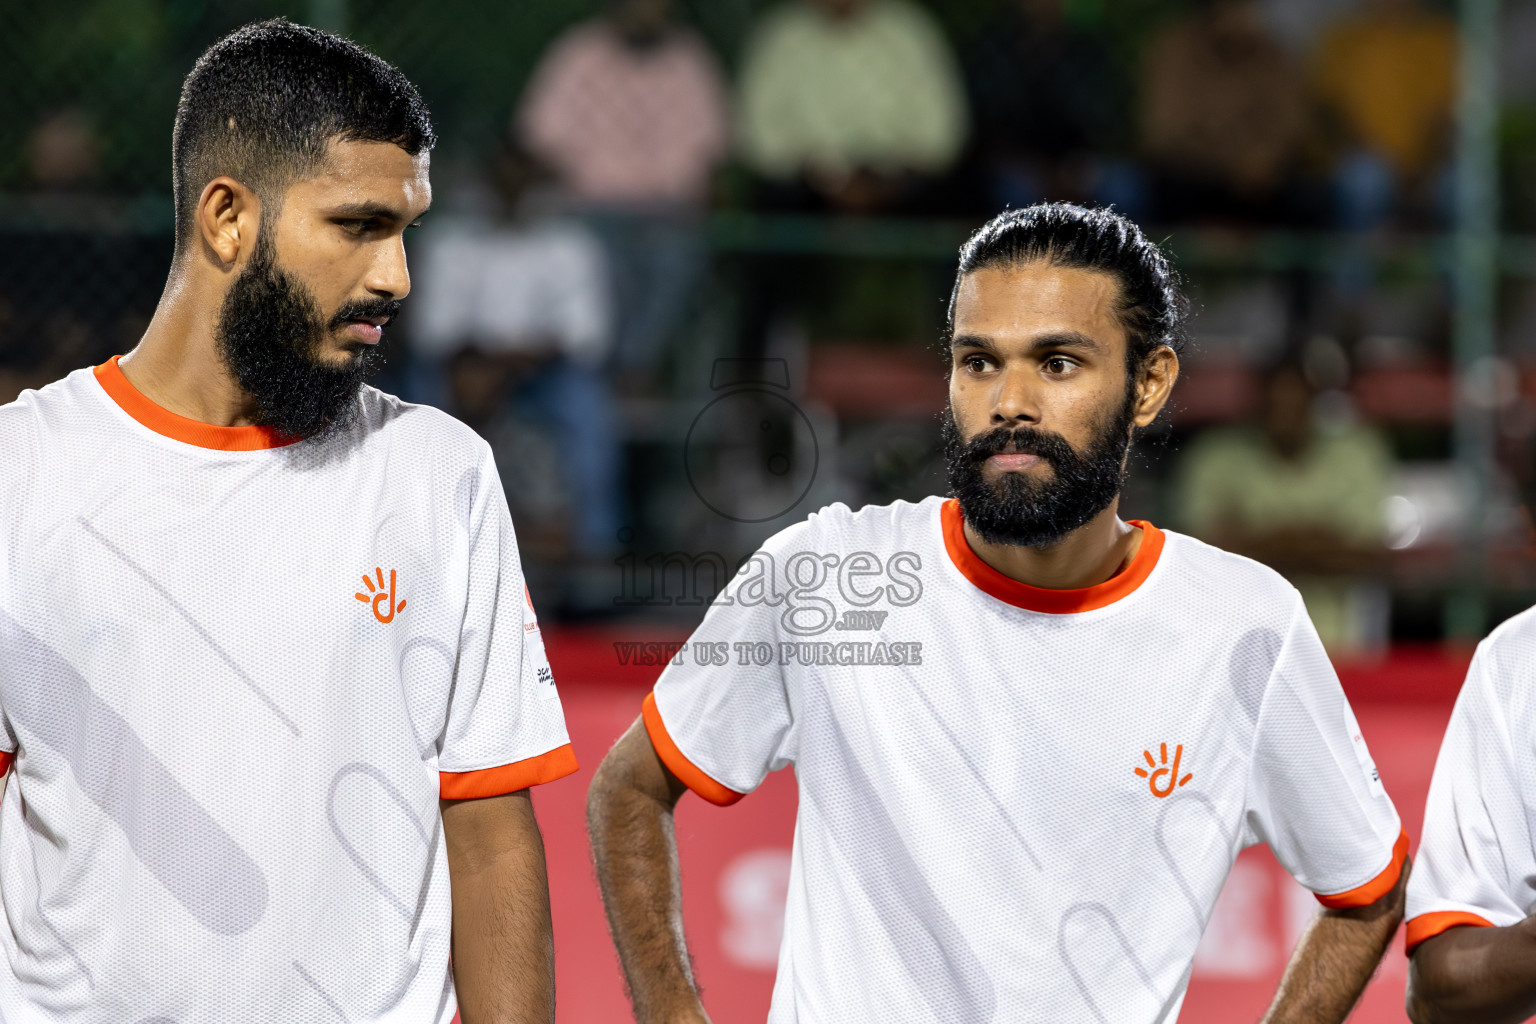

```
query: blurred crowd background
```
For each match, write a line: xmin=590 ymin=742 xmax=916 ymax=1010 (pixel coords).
xmin=3 ymin=0 xmax=1533 ymax=651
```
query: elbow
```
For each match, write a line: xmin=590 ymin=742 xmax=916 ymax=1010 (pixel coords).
xmin=1404 ymin=975 xmax=1432 ymax=1024
xmin=585 ymin=747 xmax=625 ymax=834
xmin=1404 ymin=929 xmax=1487 ymax=1024
xmin=586 ymin=752 xmax=638 ymax=865
xmin=586 ymin=718 xmax=675 ymax=842
xmin=1405 ymin=965 xmax=1451 ymax=1024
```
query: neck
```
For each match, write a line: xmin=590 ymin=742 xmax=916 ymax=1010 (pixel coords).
xmin=961 ymin=501 xmax=1142 ymax=591
xmin=118 ymin=268 xmax=261 ymax=427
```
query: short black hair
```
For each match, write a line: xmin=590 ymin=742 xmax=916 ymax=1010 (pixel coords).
xmin=172 ymin=18 xmax=435 ymax=252
xmin=947 ymin=203 xmax=1189 ymax=374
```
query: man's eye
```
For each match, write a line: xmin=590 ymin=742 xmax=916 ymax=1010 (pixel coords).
xmin=963 ymin=356 xmax=991 ymax=372
xmin=1044 ymin=356 xmax=1075 ymax=374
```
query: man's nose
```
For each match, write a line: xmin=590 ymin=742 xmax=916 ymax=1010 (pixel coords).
xmin=991 ymin=366 xmax=1041 ymax=426
xmin=364 ymin=237 xmax=411 ymax=300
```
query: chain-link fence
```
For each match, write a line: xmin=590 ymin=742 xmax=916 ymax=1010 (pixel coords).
xmin=7 ymin=0 xmax=1536 ymax=639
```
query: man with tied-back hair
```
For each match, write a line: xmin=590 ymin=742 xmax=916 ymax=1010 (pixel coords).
xmin=0 ymin=19 xmax=572 ymax=1022
xmin=589 ymin=204 xmax=1408 ymax=1023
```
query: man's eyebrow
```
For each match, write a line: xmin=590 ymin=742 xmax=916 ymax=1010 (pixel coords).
xmin=325 ymin=201 xmax=409 ymax=220
xmin=949 ymin=331 xmax=1104 ymax=354
xmin=949 ymin=334 xmax=999 ymax=353
xmin=1027 ymin=331 xmax=1104 ymax=354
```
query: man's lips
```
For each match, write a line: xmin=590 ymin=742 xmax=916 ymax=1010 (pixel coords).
xmin=338 ymin=318 xmax=387 ymax=345
xmin=987 ymin=452 xmax=1042 ymax=471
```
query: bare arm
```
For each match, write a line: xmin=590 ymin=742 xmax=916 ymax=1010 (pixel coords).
xmin=1262 ymin=858 xmax=1409 ymax=1024
xmin=587 ymin=718 xmax=710 ymax=1024
xmin=442 ymin=788 xmax=555 ymax=1024
xmin=1406 ymin=917 xmax=1536 ymax=1024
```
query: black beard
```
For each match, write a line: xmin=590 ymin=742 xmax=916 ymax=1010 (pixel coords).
xmin=943 ymin=396 xmax=1134 ymax=549
xmin=215 ymin=235 xmax=395 ymax=442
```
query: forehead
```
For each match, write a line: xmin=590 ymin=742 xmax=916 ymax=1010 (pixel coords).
xmin=952 ymin=263 xmax=1126 ymax=350
xmin=283 ymin=138 xmax=431 ymax=215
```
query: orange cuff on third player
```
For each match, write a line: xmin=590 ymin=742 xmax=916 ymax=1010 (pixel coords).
xmin=1315 ymin=829 xmax=1410 ymax=909
xmin=439 ymin=743 xmax=578 ymax=800
xmin=642 ymin=692 xmax=744 ymax=807
xmin=1405 ymin=910 xmax=1496 ymax=954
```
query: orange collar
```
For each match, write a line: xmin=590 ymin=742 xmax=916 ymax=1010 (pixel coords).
xmin=940 ymin=498 xmax=1164 ymax=613
xmin=94 ymin=356 xmax=296 ymax=451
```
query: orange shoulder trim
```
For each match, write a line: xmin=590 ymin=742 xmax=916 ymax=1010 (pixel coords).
xmin=642 ymin=692 xmax=744 ymax=806
xmin=439 ymin=743 xmax=578 ymax=800
xmin=940 ymin=499 xmax=1165 ymax=613
xmin=1315 ymin=829 xmax=1410 ymax=909
xmin=0 ymin=751 xmax=12 ymax=775
xmin=1406 ymin=910 xmax=1496 ymax=954
xmin=94 ymin=356 xmax=297 ymax=451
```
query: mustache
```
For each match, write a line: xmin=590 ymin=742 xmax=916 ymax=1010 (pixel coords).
xmin=328 ymin=297 xmax=403 ymax=331
xmin=957 ymin=423 xmax=1080 ymax=467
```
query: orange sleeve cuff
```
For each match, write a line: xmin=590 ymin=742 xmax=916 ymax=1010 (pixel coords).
xmin=1315 ymin=829 xmax=1410 ymax=909
xmin=439 ymin=743 xmax=578 ymax=800
xmin=0 ymin=751 xmax=12 ymax=775
xmin=642 ymin=692 xmax=744 ymax=807
xmin=1406 ymin=910 xmax=1496 ymax=954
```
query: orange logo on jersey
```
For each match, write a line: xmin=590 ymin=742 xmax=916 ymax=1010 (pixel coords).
xmin=356 ymin=568 xmax=407 ymax=623
xmin=1134 ymin=743 xmax=1192 ymax=798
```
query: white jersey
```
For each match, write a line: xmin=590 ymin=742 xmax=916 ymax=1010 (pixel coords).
xmin=1406 ymin=605 xmax=1536 ymax=953
xmin=0 ymin=358 xmax=575 ymax=1022
xmin=647 ymin=497 xmax=1405 ymax=1024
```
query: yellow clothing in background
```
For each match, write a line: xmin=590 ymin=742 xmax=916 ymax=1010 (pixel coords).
xmin=1313 ymin=12 xmax=1457 ymax=178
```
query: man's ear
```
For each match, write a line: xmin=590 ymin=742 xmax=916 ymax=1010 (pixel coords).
xmin=196 ymin=177 xmax=261 ymax=268
xmin=1131 ymin=345 xmax=1180 ymax=429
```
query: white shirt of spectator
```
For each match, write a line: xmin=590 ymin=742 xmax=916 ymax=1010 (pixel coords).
xmin=411 ymin=215 xmax=611 ymax=367
xmin=646 ymin=496 xmax=1405 ymax=1023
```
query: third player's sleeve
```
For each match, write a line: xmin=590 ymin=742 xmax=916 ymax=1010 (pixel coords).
xmin=1245 ymin=594 xmax=1407 ymax=907
xmin=437 ymin=447 xmax=576 ymax=799
xmin=644 ymin=525 xmax=809 ymax=806
xmin=1405 ymin=642 xmax=1533 ymax=951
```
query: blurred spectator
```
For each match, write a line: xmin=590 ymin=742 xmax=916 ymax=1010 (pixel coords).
xmin=518 ymin=0 xmax=728 ymax=379
xmin=1312 ymin=0 xmax=1457 ymax=229
xmin=1139 ymin=0 xmax=1309 ymax=225
xmin=0 ymin=288 xmax=27 ymax=406
xmin=411 ymin=148 xmax=622 ymax=574
xmin=1 ymin=110 xmax=119 ymax=405
xmin=1174 ymin=358 xmax=1393 ymax=653
xmin=28 ymin=108 xmax=100 ymax=191
xmin=962 ymin=0 xmax=1140 ymax=215
xmin=1257 ymin=0 xmax=1358 ymax=56
xmin=518 ymin=0 xmax=726 ymax=207
xmin=737 ymin=0 xmax=968 ymax=215
xmin=1501 ymin=0 xmax=1536 ymax=106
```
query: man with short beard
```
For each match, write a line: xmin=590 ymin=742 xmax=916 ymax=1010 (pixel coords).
xmin=588 ymin=204 xmax=1408 ymax=1023
xmin=0 ymin=20 xmax=573 ymax=1023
